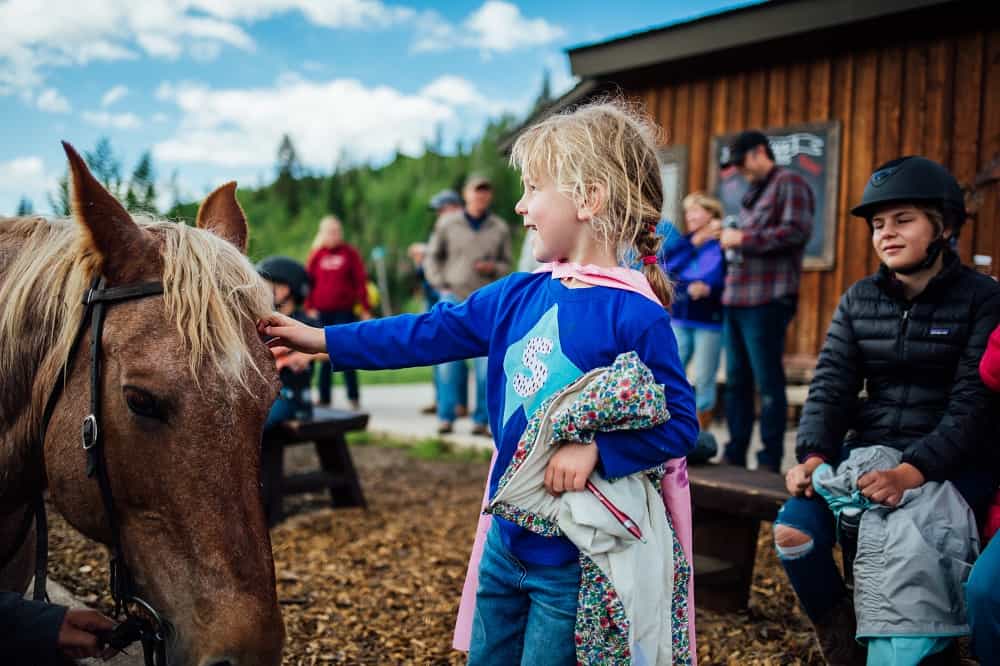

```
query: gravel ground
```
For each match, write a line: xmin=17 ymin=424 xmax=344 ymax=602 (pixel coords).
xmin=46 ymin=443 xmax=825 ymax=665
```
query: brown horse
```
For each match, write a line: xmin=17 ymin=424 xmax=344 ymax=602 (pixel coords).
xmin=0 ymin=144 xmax=284 ymax=665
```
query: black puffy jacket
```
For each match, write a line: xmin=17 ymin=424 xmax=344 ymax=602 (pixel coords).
xmin=796 ymin=249 xmax=1000 ymax=480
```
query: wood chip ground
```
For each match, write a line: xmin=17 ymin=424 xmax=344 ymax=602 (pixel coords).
xmin=46 ymin=444 xmax=824 ymax=665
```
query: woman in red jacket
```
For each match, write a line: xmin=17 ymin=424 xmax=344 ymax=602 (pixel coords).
xmin=306 ymin=215 xmax=370 ymax=410
xmin=968 ymin=322 xmax=1000 ymax=663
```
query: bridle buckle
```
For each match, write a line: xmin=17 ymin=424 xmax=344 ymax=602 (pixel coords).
xmin=81 ymin=414 xmax=98 ymax=450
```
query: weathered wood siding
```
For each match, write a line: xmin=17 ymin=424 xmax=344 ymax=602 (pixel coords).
xmin=627 ymin=28 xmax=1000 ymax=356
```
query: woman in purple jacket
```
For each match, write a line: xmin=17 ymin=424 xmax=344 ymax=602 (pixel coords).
xmin=662 ymin=193 xmax=727 ymax=430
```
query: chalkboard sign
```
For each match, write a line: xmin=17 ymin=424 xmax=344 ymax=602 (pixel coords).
xmin=708 ymin=121 xmax=841 ymax=270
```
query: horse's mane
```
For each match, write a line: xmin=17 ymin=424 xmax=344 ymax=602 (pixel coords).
xmin=0 ymin=215 xmax=273 ymax=406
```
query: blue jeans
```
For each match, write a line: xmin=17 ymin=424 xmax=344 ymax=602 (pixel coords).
xmin=672 ymin=323 xmax=722 ymax=413
xmin=968 ymin=531 xmax=1000 ymax=664
xmin=264 ymin=392 xmax=312 ymax=430
xmin=433 ymin=359 xmax=467 ymax=410
xmin=773 ymin=495 xmax=848 ymax=622
xmin=723 ymin=296 xmax=797 ymax=471
xmin=468 ymin=525 xmax=580 ymax=666
xmin=318 ymin=310 xmax=359 ymax=403
xmin=436 ymin=293 xmax=487 ymax=425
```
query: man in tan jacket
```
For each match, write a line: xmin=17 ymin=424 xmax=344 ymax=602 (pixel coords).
xmin=423 ymin=174 xmax=512 ymax=435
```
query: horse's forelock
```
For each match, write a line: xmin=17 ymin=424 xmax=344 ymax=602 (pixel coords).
xmin=0 ymin=216 xmax=271 ymax=436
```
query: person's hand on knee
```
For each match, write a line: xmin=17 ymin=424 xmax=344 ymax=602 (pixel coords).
xmin=785 ymin=457 xmax=824 ymax=497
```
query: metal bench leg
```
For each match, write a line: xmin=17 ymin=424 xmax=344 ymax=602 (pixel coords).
xmin=315 ymin=434 xmax=366 ymax=509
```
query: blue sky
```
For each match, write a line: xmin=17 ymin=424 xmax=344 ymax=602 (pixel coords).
xmin=0 ymin=0 xmax=750 ymax=215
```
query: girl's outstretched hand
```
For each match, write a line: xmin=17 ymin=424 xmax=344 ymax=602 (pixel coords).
xmin=257 ymin=312 xmax=326 ymax=354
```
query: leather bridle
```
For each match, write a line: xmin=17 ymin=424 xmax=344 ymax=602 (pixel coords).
xmin=29 ymin=275 xmax=168 ymax=664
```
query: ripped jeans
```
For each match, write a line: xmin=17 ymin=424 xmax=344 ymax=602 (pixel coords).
xmin=774 ymin=495 xmax=847 ymax=622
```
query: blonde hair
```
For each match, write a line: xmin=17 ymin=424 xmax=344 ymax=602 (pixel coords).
xmin=681 ymin=192 xmax=724 ymax=229
xmin=0 ymin=215 xmax=273 ymax=403
xmin=510 ymin=99 xmax=673 ymax=305
xmin=311 ymin=214 xmax=342 ymax=250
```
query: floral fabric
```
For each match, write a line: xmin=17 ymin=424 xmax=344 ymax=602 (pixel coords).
xmin=484 ymin=351 xmax=693 ymax=665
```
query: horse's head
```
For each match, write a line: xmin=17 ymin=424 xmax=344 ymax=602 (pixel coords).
xmin=44 ymin=143 xmax=283 ymax=665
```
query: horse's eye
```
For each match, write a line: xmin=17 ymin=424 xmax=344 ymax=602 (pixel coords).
xmin=123 ymin=386 xmax=167 ymax=422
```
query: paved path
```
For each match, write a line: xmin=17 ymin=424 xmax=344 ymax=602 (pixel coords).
xmin=333 ymin=380 xmax=799 ymax=472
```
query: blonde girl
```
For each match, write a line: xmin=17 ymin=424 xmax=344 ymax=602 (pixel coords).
xmin=260 ymin=101 xmax=698 ymax=665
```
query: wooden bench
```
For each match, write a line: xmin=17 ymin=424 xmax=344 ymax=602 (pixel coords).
xmin=689 ymin=464 xmax=789 ymax=612
xmin=261 ymin=407 xmax=368 ymax=526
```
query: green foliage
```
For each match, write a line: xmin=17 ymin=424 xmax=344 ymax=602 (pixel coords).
xmin=167 ymin=115 xmax=528 ymax=309
xmin=85 ymin=137 xmax=124 ymax=200
xmin=345 ymin=430 xmax=491 ymax=462
xmin=48 ymin=138 xmax=162 ymax=216
xmin=357 ymin=366 xmax=434 ymax=385
xmin=124 ymin=151 xmax=157 ymax=214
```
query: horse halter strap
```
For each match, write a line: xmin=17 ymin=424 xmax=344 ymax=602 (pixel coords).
xmin=39 ymin=275 xmax=167 ymax=665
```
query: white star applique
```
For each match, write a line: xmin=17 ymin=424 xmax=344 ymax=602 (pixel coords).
xmin=501 ymin=305 xmax=582 ymax=425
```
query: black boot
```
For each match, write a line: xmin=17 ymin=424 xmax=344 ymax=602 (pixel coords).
xmin=812 ymin=597 xmax=866 ymax=666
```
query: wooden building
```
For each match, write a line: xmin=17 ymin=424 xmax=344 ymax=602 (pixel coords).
xmin=538 ymin=0 xmax=1000 ymax=357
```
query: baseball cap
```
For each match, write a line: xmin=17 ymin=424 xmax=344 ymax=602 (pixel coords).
xmin=720 ymin=130 xmax=770 ymax=168
xmin=428 ymin=189 xmax=462 ymax=210
xmin=465 ymin=174 xmax=492 ymax=190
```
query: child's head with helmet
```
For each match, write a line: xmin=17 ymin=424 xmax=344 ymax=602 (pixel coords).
xmin=851 ymin=156 xmax=965 ymax=276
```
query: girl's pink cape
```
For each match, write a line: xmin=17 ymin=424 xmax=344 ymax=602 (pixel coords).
xmin=452 ymin=261 xmax=697 ymax=661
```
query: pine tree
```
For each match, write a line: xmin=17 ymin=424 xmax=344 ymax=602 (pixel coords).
xmin=85 ymin=137 xmax=123 ymax=199
xmin=125 ymin=151 xmax=157 ymax=214
xmin=275 ymin=133 xmax=301 ymax=216
xmin=15 ymin=196 xmax=33 ymax=216
xmin=48 ymin=172 xmax=71 ymax=216
xmin=531 ymin=69 xmax=553 ymax=116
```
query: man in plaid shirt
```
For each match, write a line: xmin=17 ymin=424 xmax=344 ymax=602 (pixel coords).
xmin=716 ymin=130 xmax=815 ymax=473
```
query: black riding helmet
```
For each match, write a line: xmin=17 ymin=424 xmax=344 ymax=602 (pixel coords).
xmin=851 ymin=156 xmax=966 ymax=274
xmin=256 ymin=256 xmax=310 ymax=305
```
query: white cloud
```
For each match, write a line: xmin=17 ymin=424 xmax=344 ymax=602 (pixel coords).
xmin=543 ymin=52 xmax=578 ymax=98
xmin=36 ymin=88 xmax=71 ymax=113
xmin=412 ymin=1 xmax=564 ymax=55
xmin=420 ymin=75 xmax=490 ymax=109
xmin=189 ymin=42 xmax=223 ymax=62
xmin=0 ymin=0 xmax=415 ymax=98
xmin=190 ymin=0 xmax=413 ymax=29
xmin=0 ymin=156 xmax=44 ymax=181
xmin=0 ymin=156 xmax=57 ymax=216
xmin=153 ymin=76 xmax=470 ymax=168
xmin=101 ymin=85 xmax=129 ymax=107
xmin=82 ymin=110 xmax=143 ymax=130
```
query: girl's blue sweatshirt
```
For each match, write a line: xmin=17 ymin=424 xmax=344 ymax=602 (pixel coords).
xmin=661 ymin=233 xmax=725 ymax=330
xmin=323 ymin=271 xmax=698 ymax=565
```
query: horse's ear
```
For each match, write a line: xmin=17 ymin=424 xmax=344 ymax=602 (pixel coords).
xmin=62 ymin=141 xmax=149 ymax=282
xmin=196 ymin=181 xmax=248 ymax=253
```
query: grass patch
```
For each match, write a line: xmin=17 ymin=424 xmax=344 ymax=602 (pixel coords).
xmin=311 ymin=364 xmax=433 ymax=387
xmin=346 ymin=430 xmax=491 ymax=463
xmin=358 ymin=366 xmax=434 ymax=385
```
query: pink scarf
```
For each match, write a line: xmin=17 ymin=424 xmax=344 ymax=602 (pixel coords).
xmin=452 ymin=261 xmax=696 ymax=662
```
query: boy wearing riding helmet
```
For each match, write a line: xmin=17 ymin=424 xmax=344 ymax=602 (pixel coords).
xmin=774 ymin=156 xmax=1000 ymax=665
xmin=257 ymin=256 xmax=321 ymax=427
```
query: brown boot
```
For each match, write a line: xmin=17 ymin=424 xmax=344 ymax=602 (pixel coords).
xmin=812 ymin=598 xmax=866 ymax=666
xmin=697 ymin=410 xmax=714 ymax=431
